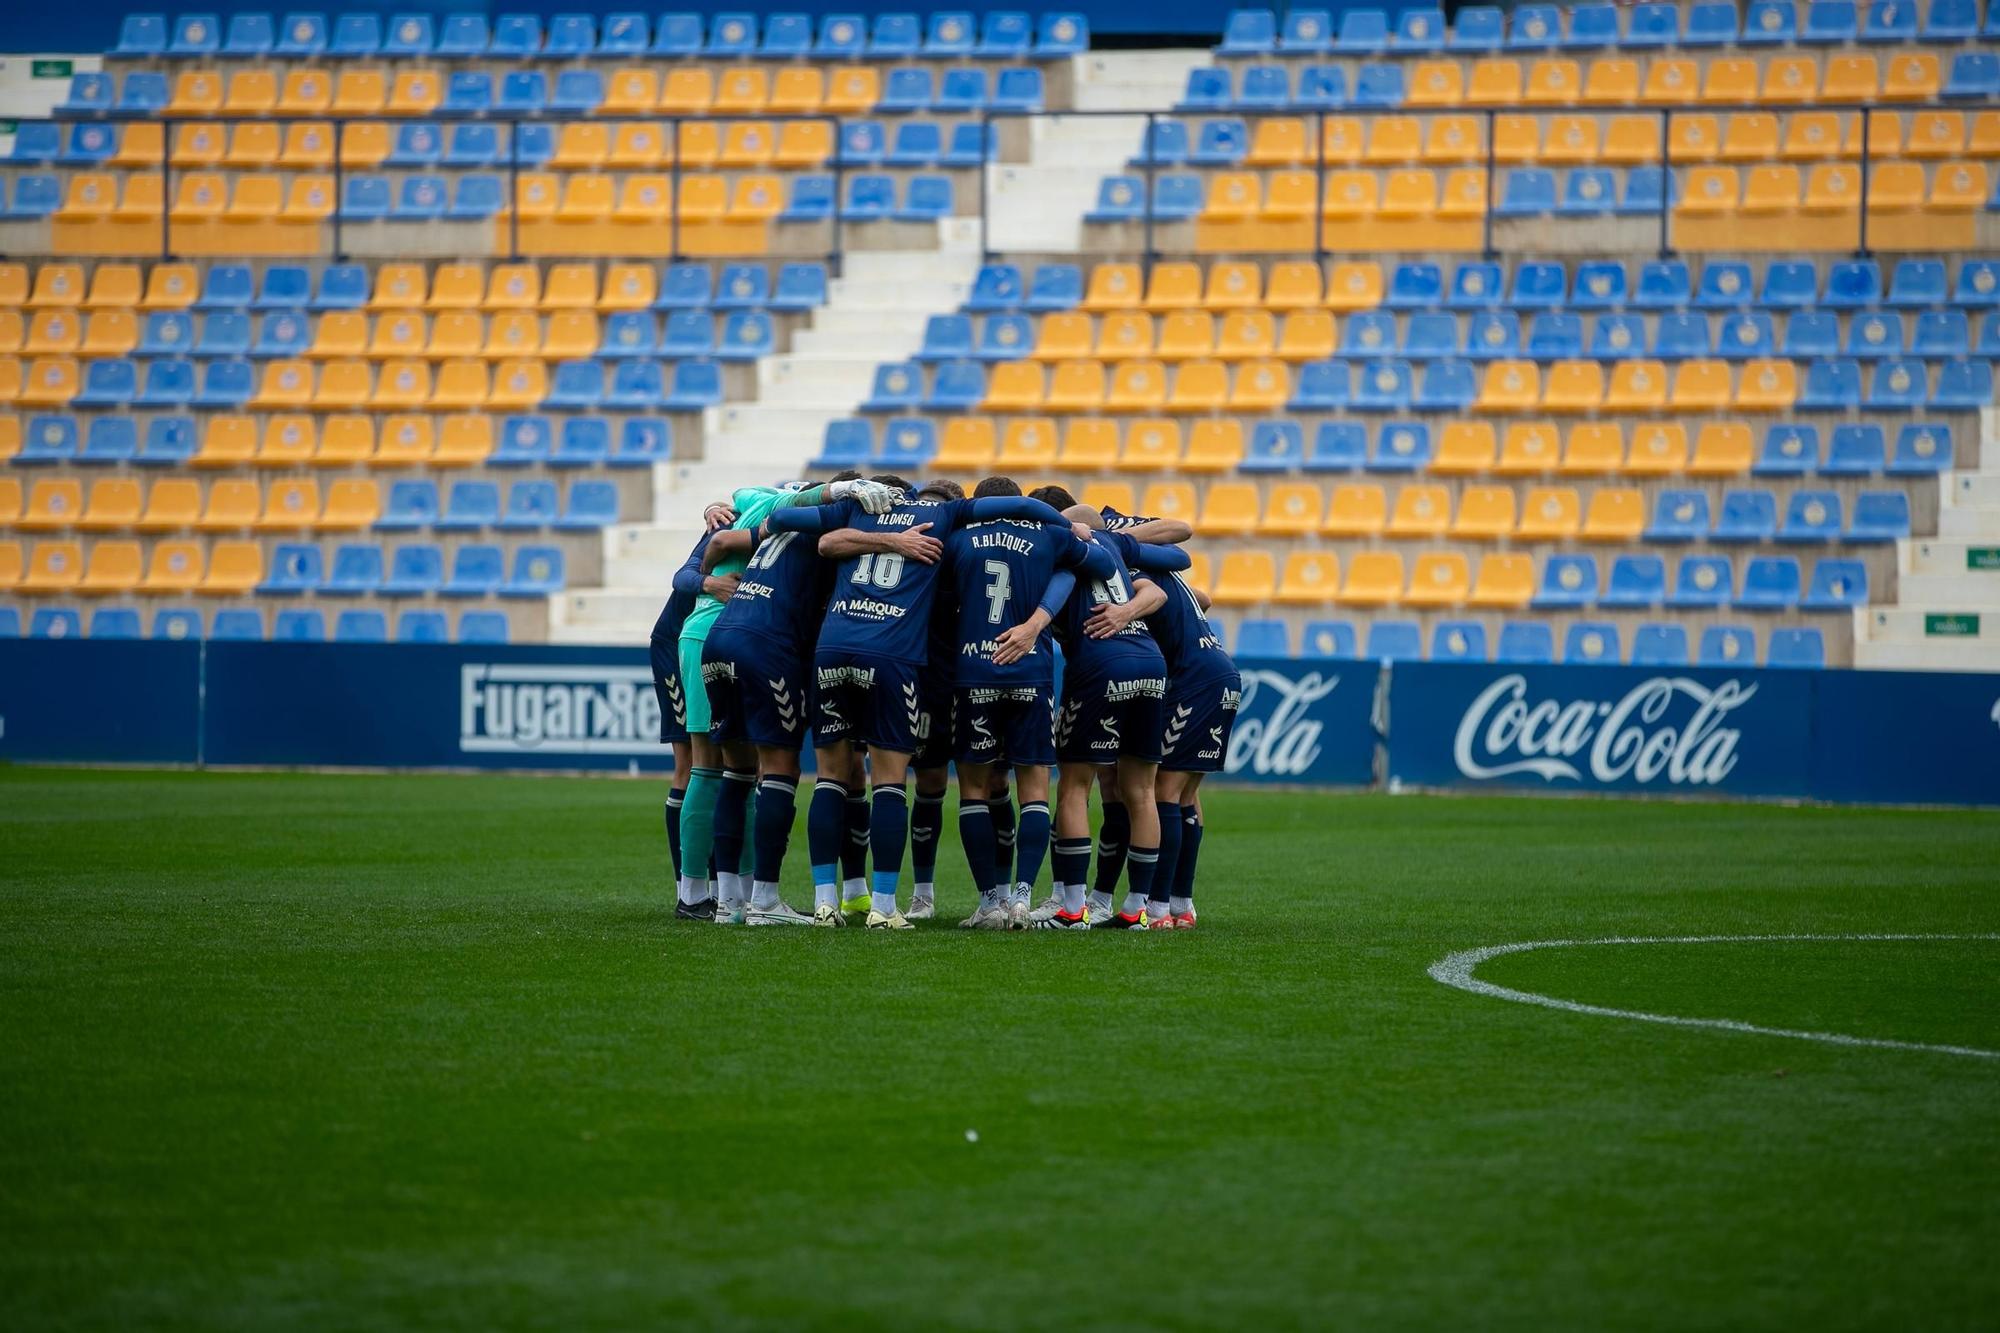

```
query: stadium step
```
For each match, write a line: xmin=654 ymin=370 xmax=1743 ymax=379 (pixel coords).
xmin=1853 ymin=604 xmax=2000 ymax=670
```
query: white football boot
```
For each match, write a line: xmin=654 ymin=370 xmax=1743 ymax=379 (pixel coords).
xmin=745 ymin=900 xmax=816 ymax=926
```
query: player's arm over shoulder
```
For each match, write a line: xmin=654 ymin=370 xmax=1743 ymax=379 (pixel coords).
xmin=1111 ymin=531 xmax=1193 ymax=575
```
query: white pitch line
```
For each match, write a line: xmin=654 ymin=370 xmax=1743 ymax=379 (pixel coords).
xmin=1428 ymin=934 xmax=2000 ymax=1061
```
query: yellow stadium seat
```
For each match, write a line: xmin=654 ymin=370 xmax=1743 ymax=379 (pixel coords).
xmin=1496 ymin=421 xmax=1560 ymax=475
xmin=17 ymin=358 xmax=79 ymax=407
xmin=1480 ymin=360 xmax=1541 ymax=412
xmin=194 ymin=415 xmax=258 ymax=466
xmin=251 ymin=359 xmax=310 ymax=411
xmin=714 ymin=67 xmax=770 ymax=113
xmin=111 ymin=122 xmax=164 ymax=167
xmin=1379 ymin=169 xmax=1440 ymax=220
xmin=1762 ymin=56 xmax=1820 ymax=105
xmin=164 ymin=171 xmax=218 ymax=220
xmin=1276 ymin=550 xmax=1339 ymax=604
xmin=1560 ymin=423 xmax=1624 ymax=475
xmin=1144 ymin=263 xmax=1202 ymax=311
xmin=425 ymin=311 xmax=482 ymax=359
xmin=1933 ymin=162 xmax=1988 ymax=213
xmin=823 ymin=66 xmax=879 ymax=114
xmin=1679 ymin=165 xmax=1739 ymax=216
xmin=542 ymin=264 xmax=599 ymax=310
xmin=0 ymin=311 xmax=19 ymax=356
xmin=1720 ymin=113 xmax=1779 ymax=164
xmin=1907 ymin=112 xmax=1967 ymax=160
xmin=282 ymin=175 xmax=335 ymax=220
xmin=490 ymin=360 xmax=548 ymax=410
xmin=1198 ymin=483 xmax=1260 ymax=536
xmin=368 ymin=312 xmax=427 ymax=359
xmin=1211 ymin=550 xmax=1277 ymax=604
xmin=1103 ymin=312 xmax=1162 ymax=359
xmin=721 ymin=122 xmax=779 ymax=169
xmin=1404 ymin=552 xmax=1471 ymax=607
xmin=551 ymin=123 xmax=609 ymax=170
xmin=1267 ymin=262 xmax=1323 ymax=310
xmin=430 ymin=361 xmax=489 ymax=410
xmin=544 ymin=312 xmax=597 ymax=360
xmin=1449 ymin=485 xmax=1516 ymax=539
xmin=1204 ymin=262 xmax=1262 ymax=309
xmin=136 ymin=480 xmax=200 ymax=532
xmin=1323 ymin=484 xmax=1388 ymax=537
xmin=1217 ymin=310 xmax=1276 ymax=359
xmin=1322 ymin=170 xmax=1379 ymax=220
xmin=1060 ymin=418 xmax=1120 ymax=469
xmin=224 ymin=70 xmax=276 ymax=116
xmin=85 ymin=263 xmax=142 ymax=309
xmin=1120 ymin=419 xmax=1181 ymax=470
xmin=603 ymin=123 xmax=666 ymax=169
xmin=374 ymin=415 xmax=435 ymax=466
xmin=1035 ymin=313 xmax=1093 ymax=361
xmin=1690 ymin=421 xmax=1754 ymax=475
xmin=82 ymin=311 xmax=134 ymax=355
xmin=311 ymin=311 xmax=367 ymax=358
xmin=1582 ymin=58 xmax=1639 ymax=106
xmin=1365 ymin=116 xmax=1423 ymax=166
xmin=1781 ymin=111 xmax=1843 ymax=162
xmin=278 ymin=69 xmax=331 ymax=114
xmin=1492 ymin=115 xmax=1540 ymax=164
xmin=17 ymin=540 xmax=85 ymax=593
xmin=256 ymin=414 xmax=317 ymax=466
xmin=601 ymin=68 xmax=659 ymax=115
xmin=1184 ymin=419 xmax=1245 ymax=471
xmin=1600 ymin=116 xmax=1661 ymax=166
xmin=371 ymin=359 xmax=431 ymax=410
xmin=1670 ymin=360 xmax=1731 ymax=412
xmin=309 ymin=416 xmax=367 ymax=467
xmin=1229 ymin=359 xmax=1288 ymax=411
xmin=1626 ymin=423 xmax=1689 ymax=475
xmin=1803 ymin=162 xmax=1861 ymax=214
xmin=1516 ymin=486 xmax=1582 ymax=540
xmin=985 ymin=361 xmax=1047 ymax=412
xmin=1406 ymin=59 xmax=1465 ymax=107
xmin=139 ymin=540 xmax=204 ymax=592
xmin=331 ymin=68 xmax=387 ymax=115
xmin=769 ymin=66 xmax=825 ymax=114
xmin=1247 ymin=117 xmax=1310 ymax=167
xmin=321 ymin=479 xmax=381 ymax=531
xmin=171 ymin=121 xmax=224 ymax=167
xmin=1432 ymin=422 xmax=1496 ymax=473
xmin=1276 ymin=311 xmax=1334 ymax=361
xmin=610 ymin=175 xmax=670 ymax=224
xmin=1642 ymin=57 xmax=1699 ymax=105
xmin=1319 ymin=116 xmax=1364 ymax=164
xmin=772 ymin=119 xmax=833 ymax=167
xmin=225 ymin=175 xmax=281 ymax=222
xmin=1523 ymin=58 xmax=1581 ymax=106
xmin=1824 ymin=55 xmax=1879 ymax=102
xmin=199 ymin=478 xmax=261 ymax=530
xmin=1079 ymin=481 xmax=1136 ymax=516
xmin=1883 ymin=52 xmax=1941 ymax=101
xmin=1541 ymin=115 xmax=1601 ymax=166
xmin=20 ymin=479 xmax=84 ymax=530
xmin=1340 ymin=552 xmax=1405 ymax=607
xmin=1743 ymin=165 xmax=1802 ymax=215
xmin=556 ymin=175 xmax=615 ymax=222
xmin=512 ymin=174 xmax=558 ymax=221
xmin=1700 ymin=58 xmax=1757 ymax=105
xmin=1387 ymin=484 xmax=1451 ymax=538
xmin=1580 ymin=488 xmax=1645 ymax=542
xmin=202 ymin=541 xmax=264 ymax=595
xmin=485 ymin=264 xmax=542 ymax=311
xmin=313 ymin=359 xmax=372 ymax=411
xmin=1324 ymin=263 xmax=1382 ymax=311
xmin=1605 ymin=360 xmax=1668 ymax=412
xmin=386 ymin=70 xmax=440 ymax=115
xmin=0 ymin=415 xmax=16 ymax=461
xmin=54 ymin=174 xmax=114 ymax=222
xmin=1468 ymin=58 xmax=1523 ymax=104
xmin=597 ymin=264 xmax=655 ymax=312
xmin=653 ymin=66 xmax=712 ymax=114
xmin=996 ymin=417 xmax=1059 ymax=468
xmin=434 ymin=417 xmax=493 ymax=467
xmin=1423 ymin=114 xmax=1482 ymax=164
xmin=258 ymin=478 xmax=322 ymax=529
xmin=1048 ymin=359 xmax=1107 ymax=412
xmin=935 ymin=417 xmax=997 ymax=469
xmin=1137 ymin=482 xmax=1198 ymax=525
xmin=366 ymin=263 xmax=422 ymax=311
xmin=1166 ymin=359 xmax=1227 ymax=412
xmin=1868 ymin=161 xmax=1926 ymax=212
xmin=1264 ymin=483 xmax=1324 ymax=536
xmin=1261 ymin=171 xmax=1317 ymax=222
xmin=24 ymin=310 xmax=80 ymax=355
xmin=169 ymin=70 xmax=223 ymax=116
xmin=1465 ymin=553 xmax=1533 ymax=608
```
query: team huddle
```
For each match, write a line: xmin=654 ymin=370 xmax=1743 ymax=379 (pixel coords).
xmin=648 ymin=470 xmax=1242 ymax=930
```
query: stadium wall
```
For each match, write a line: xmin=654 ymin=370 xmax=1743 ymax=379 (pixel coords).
xmin=3 ymin=640 xmax=1996 ymax=805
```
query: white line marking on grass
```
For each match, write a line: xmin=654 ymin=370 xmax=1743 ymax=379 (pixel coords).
xmin=1428 ymin=934 xmax=2000 ymax=1061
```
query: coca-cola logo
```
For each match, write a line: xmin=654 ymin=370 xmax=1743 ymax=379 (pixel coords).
xmin=1228 ymin=669 xmax=1342 ymax=778
xmin=1453 ymin=674 xmax=1756 ymax=787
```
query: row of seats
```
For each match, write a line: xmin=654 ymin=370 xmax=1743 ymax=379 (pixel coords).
xmin=1181 ymin=50 xmax=1998 ymax=109
xmin=1 ymin=538 xmax=565 ymax=597
xmin=0 ymin=604 xmax=511 ymax=642
xmin=917 ymin=307 xmax=2000 ymax=363
xmin=1084 ymin=161 xmax=1993 ymax=226
xmin=1 ymin=413 xmax=669 ymax=468
xmin=963 ymin=256 xmax=2000 ymax=314
xmin=1217 ymin=2 xmax=1995 ymax=55
xmin=855 ymin=352 xmax=1993 ymax=413
xmin=1220 ymin=616 xmax=1826 ymax=670
xmin=112 ymin=11 xmax=1087 ymax=60
xmin=0 ymin=169 xmax=957 ymax=225
xmin=0 ymin=355 xmax=729 ymax=411
xmin=13 ymin=118 xmax=998 ymax=172
xmin=1173 ymin=546 xmax=1868 ymax=610
xmin=1 ymin=475 xmax=619 ymax=532
xmin=0 ymin=260 xmax=826 ymax=312
xmin=61 ymin=64 xmax=1045 ymax=118
xmin=3 ymin=309 xmax=782 ymax=362
xmin=1137 ymin=111 xmax=2000 ymax=168
xmin=821 ymin=414 xmax=1953 ymax=478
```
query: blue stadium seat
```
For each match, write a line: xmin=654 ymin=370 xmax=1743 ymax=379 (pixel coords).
xmin=1778 ymin=491 xmax=1843 ymax=542
xmin=1695 ymin=626 xmax=1755 ymax=666
xmin=545 ymin=360 xmax=604 ymax=410
xmin=1281 ymin=7 xmax=1334 ymax=52
xmin=1405 ymin=313 xmax=1457 ymax=359
xmin=138 ymin=418 xmax=197 ymax=465
xmin=330 ymin=13 xmax=381 ymax=54
xmin=1467 ymin=312 xmax=1523 ymax=360
xmin=1220 ymin=8 xmax=1278 ymax=53
xmin=937 ymin=68 xmax=989 ymax=112
xmin=659 ymin=311 xmax=714 ymax=358
xmin=496 ymin=72 xmax=547 ymax=116
xmin=897 ymin=175 xmax=955 ymax=222
xmin=150 ymin=607 xmax=202 ymax=640
xmin=436 ymin=13 xmax=489 ymax=55
xmin=1532 ymin=555 xmax=1600 ymax=609
xmin=869 ymin=12 xmax=920 ymax=57
xmin=762 ymin=13 xmax=812 ymax=56
xmin=1847 ymin=491 xmax=1911 ymax=541
xmin=1509 ymin=262 xmax=1566 ymax=310
xmin=169 ymin=13 xmax=222 ymax=55
xmin=1824 ymin=260 xmax=1883 ymax=309
xmin=259 ymin=544 xmax=324 ymax=595
xmin=719 ymin=310 xmax=774 ymax=363
xmin=977 ymin=10 xmax=1033 ymax=57
xmin=1888 ymin=259 xmax=1947 ymax=309
xmin=1335 ymin=7 xmax=1388 ymax=53
xmin=1803 ymin=0 xmax=1859 ymax=42
xmin=1343 ymin=311 xmax=1398 ymax=358
xmin=1306 ymin=422 xmax=1367 ymax=471
xmin=117 ymin=73 xmax=170 ymax=113
xmin=1393 ymin=7 xmax=1445 ymax=49
xmin=655 ymin=264 xmax=712 ymax=311
xmin=1633 ymin=261 xmax=1693 ymax=310
xmin=924 ymin=11 xmax=976 ymax=55
xmin=331 ymin=610 xmax=386 ymax=644
xmin=252 ymin=311 xmax=310 ymax=358
xmin=1354 ymin=363 xmax=1415 ymax=413
xmin=863 ymin=362 xmax=922 ymax=412
xmin=1781 ymin=311 xmax=1840 ymax=360
xmin=377 ymin=480 xmax=439 ymax=531
xmin=1914 ymin=311 xmax=1970 ymax=359
xmin=496 ymin=481 xmax=556 ymax=531
xmin=1353 ymin=63 xmax=1406 ymax=108
xmin=1496 ymin=622 xmax=1555 ymax=664
xmin=1508 ymin=5 xmax=1564 ymax=49
xmin=878 ymin=419 xmax=938 ymax=469
xmin=1243 ymin=421 xmax=1304 ymax=472
xmin=1429 ymin=621 xmax=1487 ymax=662
xmin=1386 ymin=263 xmax=1444 ymax=310
xmin=1038 ymin=12 xmax=1089 ymax=55
xmin=1236 ymin=65 xmax=1291 ymax=109
xmin=7 ymin=124 xmax=59 ymax=165
xmin=1713 ymin=490 xmax=1778 ymax=542
xmin=458 ymin=612 xmax=510 ymax=645
xmin=1290 ymin=359 xmax=1351 ymax=409
xmin=87 ymin=607 xmax=141 ymax=640
xmin=1818 ymin=424 xmax=1883 ymax=477
xmin=1559 ymin=169 xmax=1618 ymax=217
xmin=838 ymin=121 xmax=886 ymax=167
xmin=28 ymin=608 xmax=82 ymax=640
xmin=1696 ymin=262 xmax=1756 ymax=310
xmin=74 ymin=359 xmax=138 ymax=408
xmin=1743 ymin=0 xmax=1799 ymax=42
xmin=386 ymin=123 xmax=442 ymax=168
xmin=1653 ymin=312 xmax=1713 ymax=360
xmin=257 ymin=266 xmax=310 ymax=311
xmin=1802 ymin=558 xmax=1867 ymax=609
xmin=601 ymin=13 xmax=650 ymax=54
xmin=1798 ymin=359 xmax=1862 ymax=410
xmin=612 ymin=420 xmax=670 ymax=467
xmin=194 ymin=359 xmax=253 ymax=409
xmin=1498 ymin=169 xmax=1557 ymax=218
xmin=59 ymin=72 xmax=114 ymax=115
xmin=772 ymin=263 xmax=827 ymax=312
xmin=977 ymin=314 xmax=1033 ymax=360
xmin=1365 ymin=621 xmax=1422 ymax=662
xmin=1931 ymin=358 xmax=1992 ymax=409
xmin=1025 ymin=265 xmax=1083 ymax=311
xmin=1670 ymin=556 xmax=1735 ymax=608
xmin=1864 ymin=359 xmax=1927 ymax=411
xmin=550 ymin=70 xmax=605 ymax=114
xmin=879 ymin=68 xmax=933 ymax=113
xmin=198 ymin=609 xmax=260 ymax=642
xmin=924 ymin=360 xmax=987 ymax=410
xmin=552 ymin=419 xmax=610 ymax=468
xmin=1299 ymin=620 xmax=1356 ymax=658
xmin=1925 ymin=0 xmax=1977 ymax=38
xmin=1945 ymin=53 xmax=2000 ymax=99
xmin=397 ymin=611 xmax=449 ymax=644
xmin=323 ymin=544 xmax=383 ymax=596
xmin=269 ymin=610 xmax=324 ymax=642
xmin=437 ymin=482 xmax=500 ymax=533
xmin=138 ymin=312 xmax=193 ymax=357
xmin=620 ymin=360 xmax=682 ymax=409
xmin=18 ymin=414 xmax=78 ymax=464
xmin=500 ymin=547 xmax=565 ymax=597
xmin=490 ymin=416 xmax=551 ymax=468
xmin=1764 ymin=628 xmax=1825 ymax=669
xmin=1711 ymin=311 xmax=1773 ymax=360
xmin=1845 ymin=312 xmax=1904 ymax=360
xmin=1631 ymin=624 xmax=1690 ymax=666
xmin=1565 ymin=2 xmax=1621 ymax=47
xmin=707 ymin=12 xmax=758 ymax=56
xmin=1369 ymin=421 xmax=1432 ymax=471
xmin=339 ymin=176 xmax=390 ymax=220
xmin=1861 ymin=0 xmax=1916 ymax=40
xmin=1448 ymin=263 xmax=1504 ymax=310
xmin=817 ymin=13 xmax=867 ymax=57
xmin=380 ymin=14 xmax=435 ymax=56
xmin=195 ymin=313 xmax=253 ymax=357
xmin=843 ymin=174 xmax=895 ymax=220
xmin=1416 ymin=359 xmax=1476 ymax=411
xmin=1449 ymin=5 xmax=1505 ymax=49
xmin=391 ymin=176 xmax=447 ymax=222
xmin=80 ymin=419 xmax=138 ymax=464
xmin=1890 ymin=422 xmax=1953 ymax=473
xmin=1753 ymin=423 xmax=1820 ymax=476
xmin=441 ymin=546 xmax=504 ymax=598
xmin=942 ymin=123 xmax=997 ymax=168
xmin=1190 ymin=119 xmax=1248 ymax=166
xmin=1295 ymin=64 xmax=1348 ymax=107
xmin=815 ymin=419 xmax=872 ymax=470
xmin=599 ymin=313 xmax=657 ymax=360
xmin=1236 ymin=619 xmax=1291 ymax=657
xmin=1526 ymin=313 xmax=1584 ymax=360
xmin=1737 ymin=557 xmax=1802 ymax=609
xmin=113 ymin=13 xmax=168 ymax=54
xmin=1563 ymin=623 xmax=1621 ymax=665
xmin=918 ymin=315 xmax=975 ymax=361
xmin=1601 ymin=555 xmax=1666 ymax=608
xmin=886 ymin=122 xmax=943 ymax=167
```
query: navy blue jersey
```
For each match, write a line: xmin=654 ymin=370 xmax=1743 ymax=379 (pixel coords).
xmin=1142 ymin=558 xmax=1235 ymax=683
xmin=652 ymin=530 xmax=715 ymax=646
xmin=1099 ymin=506 xmax=1158 ymax=532
xmin=1051 ymin=531 xmax=1169 ymax=683
xmin=715 ymin=519 xmax=833 ymax=659
xmin=945 ymin=519 xmax=1115 ymax=687
xmin=767 ymin=494 xmax=1066 ymax=665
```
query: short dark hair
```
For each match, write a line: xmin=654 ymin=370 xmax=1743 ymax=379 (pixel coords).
xmin=869 ymin=474 xmax=913 ymax=494
xmin=828 ymin=468 xmax=863 ymax=484
xmin=917 ymin=478 xmax=963 ymax=502
xmin=973 ymin=475 xmax=1021 ymax=499
xmin=1029 ymin=484 xmax=1078 ymax=511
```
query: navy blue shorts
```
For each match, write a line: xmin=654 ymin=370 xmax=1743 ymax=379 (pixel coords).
xmin=955 ymin=685 xmax=1056 ymax=767
xmin=1161 ymin=670 xmax=1243 ymax=773
xmin=913 ymin=681 xmax=954 ymax=770
xmin=812 ymin=649 xmax=923 ymax=754
xmin=1055 ymin=669 xmax=1168 ymax=765
xmin=701 ymin=625 xmax=809 ymax=750
xmin=650 ymin=628 xmax=689 ymax=745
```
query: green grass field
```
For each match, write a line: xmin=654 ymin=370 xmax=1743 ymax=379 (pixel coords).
xmin=3 ymin=766 xmax=1997 ymax=1331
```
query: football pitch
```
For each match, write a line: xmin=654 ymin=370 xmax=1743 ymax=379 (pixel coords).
xmin=3 ymin=767 xmax=1996 ymax=1331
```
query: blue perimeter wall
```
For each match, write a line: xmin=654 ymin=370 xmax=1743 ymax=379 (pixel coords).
xmin=1 ymin=1 xmax=1304 ymax=52
xmin=3 ymin=639 xmax=1997 ymax=806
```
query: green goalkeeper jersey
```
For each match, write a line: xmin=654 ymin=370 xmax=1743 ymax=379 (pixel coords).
xmin=677 ymin=484 xmax=826 ymax=646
